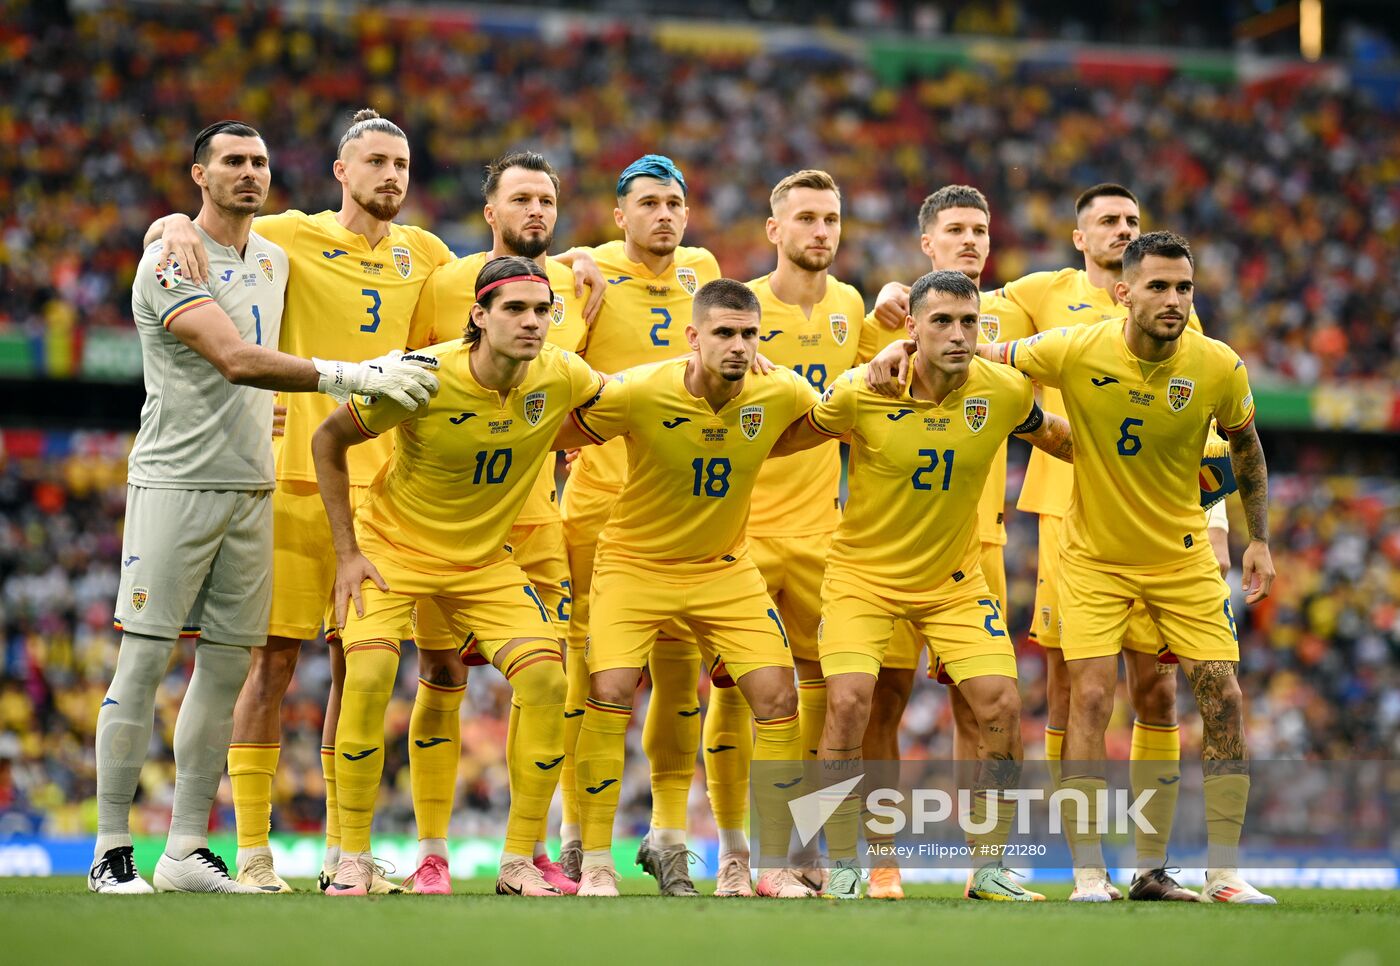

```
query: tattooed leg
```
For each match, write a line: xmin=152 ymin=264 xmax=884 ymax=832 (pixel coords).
xmin=1181 ymin=657 xmax=1251 ymax=873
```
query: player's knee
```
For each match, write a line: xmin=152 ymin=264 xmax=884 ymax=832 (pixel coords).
xmin=247 ymin=641 xmax=299 ymax=689
xmin=510 ymin=658 xmax=566 ymax=707
xmin=342 ymin=647 xmax=398 ymax=696
xmin=825 ymin=681 xmax=874 ymax=727
xmin=1069 ymin=678 xmax=1114 ymax=725
xmin=417 ymin=648 xmax=467 ymax=688
xmin=976 ymin=684 xmax=1021 ymax=735
xmin=1131 ymin=673 xmax=1177 ymax=724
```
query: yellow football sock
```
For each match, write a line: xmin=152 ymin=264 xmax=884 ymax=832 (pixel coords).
xmin=576 ymin=698 xmax=632 ymax=853
xmin=228 ymin=742 xmax=278 ymax=850
xmin=1129 ymin=720 xmax=1180 ymax=870
xmin=643 ymin=639 xmax=700 ymax=834
xmin=1044 ymin=725 xmax=1065 ymax=788
xmin=797 ymin=678 xmax=827 ymax=760
xmin=752 ymin=712 xmax=802 ymax=867
xmin=1203 ymin=773 xmax=1249 ymax=872
xmin=320 ymin=745 xmax=339 ymax=851
xmin=703 ymin=683 xmax=752 ymax=833
xmin=409 ymin=676 xmax=465 ymax=843
xmin=966 ymin=787 xmax=1016 ymax=863
xmin=335 ymin=640 xmax=400 ymax=854
xmin=501 ymin=643 xmax=566 ymax=858
xmin=560 ymin=633 xmax=588 ymax=834
xmin=1058 ymin=775 xmax=1107 ymax=871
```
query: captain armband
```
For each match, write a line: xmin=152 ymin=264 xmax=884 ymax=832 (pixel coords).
xmin=1011 ymin=402 xmax=1044 ymax=436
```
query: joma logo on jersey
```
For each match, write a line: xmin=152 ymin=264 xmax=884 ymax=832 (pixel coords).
xmin=979 ymin=314 xmax=1000 ymax=341
xmin=255 ymin=251 xmax=274 ymax=283
xmin=550 ymin=293 xmax=565 ymax=326
xmin=964 ymin=397 xmax=989 ymax=433
xmin=740 ymin=405 xmax=764 ymax=440
xmin=523 ymin=391 xmax=546 ymax=427
xmin=1168 ymin=377 xmax=1194 ymax=412
xmin=131 ymin=587 xmax=149 ymax=613
xmin=675 ymin=266 xmax=698 ymax=296
xmin=392 ymin=246 xmax=412 ymax=279
xmin=829 ymin=313 xmax=848 ymax=346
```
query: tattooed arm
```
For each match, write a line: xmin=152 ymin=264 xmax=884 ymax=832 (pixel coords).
xmin=1226 ymin=421 xmax=1275 ymax=603
xmin=1016 ymin=410 xmax=1073 ymax=464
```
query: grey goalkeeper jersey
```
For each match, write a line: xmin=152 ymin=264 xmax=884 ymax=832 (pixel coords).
xmin=128 ymin=226 xmax=288 ymax=490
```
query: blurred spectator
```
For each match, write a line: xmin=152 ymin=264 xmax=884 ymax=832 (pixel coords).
xmin=0 ymin=2 xmax=1397 ymax=382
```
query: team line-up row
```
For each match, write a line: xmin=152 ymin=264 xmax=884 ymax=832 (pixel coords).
xmin=88 ymin=111 xmax=1276 ymax=907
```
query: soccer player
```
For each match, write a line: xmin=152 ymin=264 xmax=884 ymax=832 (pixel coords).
xmin=312 ymin=256 xmax=604 ymax=897
xmin=873 ymin=183 xmax=1223 ymax=899
xmin=856 ymin=185 xmax=1035 ymax=899
xmin=556 ymin=155 xmax=723 ymax=894
xmin=147 ymin=110 xmax=462 ymax=893
xmin=700 ymin=169 xmax=868 ymax=896
xmin=408 ymin=150 xmax=590 ymax=893
xmin=91 ymin=121 xmax=437 ymax=894
xmin=773 ymin=269 xmax=1071 ymax=901
xmin=556 ymin=280 xmax=818 ymax=898
xmin=978 ymin=231 xmax=1276 ymax=904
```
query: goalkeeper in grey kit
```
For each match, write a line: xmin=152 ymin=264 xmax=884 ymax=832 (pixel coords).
xmin=90 ymin=120 xmax=439 ymax=895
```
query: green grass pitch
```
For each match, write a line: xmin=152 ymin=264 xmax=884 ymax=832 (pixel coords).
xmin=3 ymin=877 xmax=1397 ymax=965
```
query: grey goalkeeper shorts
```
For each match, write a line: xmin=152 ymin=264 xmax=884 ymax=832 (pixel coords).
xmin=113 ymin=485 xmax=273 ymax=647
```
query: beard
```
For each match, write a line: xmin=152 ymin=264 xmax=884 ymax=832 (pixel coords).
xmin=211 ymin=182 xmax=264 ymax=216
xmin=353 ymin=187 xmax=403 ymax=222
xmin=785 ymin=243 xmax=834 ymax=273
xmin=641 ymin=235 xmax=679 ymax=258
xmin=1093 ymin=250 xmax=1124 ymax=273
xmin=502 ymin=224 xmax=553 ymax=260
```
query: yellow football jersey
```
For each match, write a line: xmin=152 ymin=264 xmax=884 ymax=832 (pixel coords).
xmin=809 ymin=358 xmax=1035 ymax=596
xmin=253 ymin=210 xmax=453 ymax=487
xmin=745 ymin=273 xmax=867 ymax=537
xmin=571 ymin=358 xmax=819 ymax=575
xmin=853 ymin=291 xmax=1033 ymax=545
xmin=409 ymin=251 xmax=590 ymax=525
xmin=1001 ymin=268 xmax=1201 ymax=517
xmin=347 ymin=341 xmax=603 ymax=572
xmin=1006 ymin=319 xmax=1254 ymax=572
xmin=566 ymin=241 xmax=722 ymax=499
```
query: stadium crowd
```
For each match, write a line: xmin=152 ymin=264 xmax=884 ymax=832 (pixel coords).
xmin=1 ymin=2 xmax=1398 ymax=385
xmin=0 ymin=433 xmax=1396 ymax=837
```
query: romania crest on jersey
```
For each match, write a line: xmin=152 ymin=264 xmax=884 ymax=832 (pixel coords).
xmin=523 ymin=391 xmax=546 ymax=427
xmin=979 ymin=313 xmax=999 ymax=342
xmin=550 ymin=293 xmax=566 ymax=326
xmin=131 ymin=587 xmax=149 ymax=613
xmin=393 ymin=246 xmax=412 ymax=279
xmin=256 ymin=252 xmax=274 ymax=283
xmin=675 ymin=266 xmax=698 ymax=296
xmin=829 ymin=313 xmax=849 ymax=346
xmin=740 ymin=405 xmax=764 ymax=440
xmin=964 ymin=396 xmax=989 ymax=433
xmin=1168 ymin=377 xmax=1194 ymax=413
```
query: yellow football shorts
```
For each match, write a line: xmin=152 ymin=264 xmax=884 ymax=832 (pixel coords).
xmin=1058 ymin=551 xmax=1239 ymax=663
xmin=586 ymin=555 xmax=790 ymax=682
xmin=414 ymin=520 xmax=572 ymax=652
xmin=1031 ymin=514 xmax=1160 ymax=655
xmin=820 ymin=568 xmax=1016 ymax=683
xmin=340 ymin=546 xmax=554 ymax=654
xmin=927 ymin=541 xmax=1010 ymax=682
xmin=749 ymin=531 xmax=831 ymax=663
xmin=268 ymin=480 xmax=371 ymax=641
